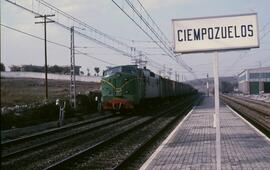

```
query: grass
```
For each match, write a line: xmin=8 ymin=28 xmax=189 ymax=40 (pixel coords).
xmin=1 ymin=77 xmax=101 ymax=129
xmin=1 ymin=77 xmax=100 ymax=107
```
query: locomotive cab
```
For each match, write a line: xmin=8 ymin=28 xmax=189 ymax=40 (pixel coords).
xmin=101 ymin=65 xmax=142 ymax=111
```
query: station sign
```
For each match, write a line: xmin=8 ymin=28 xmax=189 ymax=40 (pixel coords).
xmin=172 ymin=13 xmax=259 ymax=53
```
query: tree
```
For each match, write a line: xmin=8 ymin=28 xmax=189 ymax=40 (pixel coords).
xmin=87 ymin=68 xmax=90 ymax=76
xmin=49 ymin=65 xmax=62 ymax=73
xmin=10 ymin=65 xmax=21 ymax=72
xmin=94 ymin=67 xmax=100 ymax=76
xmin=0 ymin=63 xmax=5 ymax=71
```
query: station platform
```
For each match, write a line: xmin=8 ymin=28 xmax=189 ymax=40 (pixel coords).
xmin=140 ymin=96 xmax=270 ymax=170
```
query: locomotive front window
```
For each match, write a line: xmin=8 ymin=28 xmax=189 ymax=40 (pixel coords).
xmin=103 ymin=66 xmax=137 ymax=77
xmin=122 ymin=66 xmax=137 ymax=74
xmin=103 ymin=67 xmax=121 ymax=77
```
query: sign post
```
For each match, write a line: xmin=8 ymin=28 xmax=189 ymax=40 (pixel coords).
xmin=172 ymin=13 xmax=259 ymax=170
xmin=213 ymin=51 xmax=221 ymax=169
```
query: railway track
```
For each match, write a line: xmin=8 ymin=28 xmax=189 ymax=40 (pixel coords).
xmin=231 ymin=95 xmax=270 ymax=108
xmin=44 ymin=95 xmax=199 ymax=170
xmin=1 ymin=114 xmax=116 ymax=153
xmin=1 ymin=113 xmax=114 ymax=147
xmin=1 ymin=97 xmax=190 ymax=169
xmin=221 ymin=94 xmax=270 ymax=135
xmin=1 ymin=115 xmax=141 ymax=169
xmin=1 ymin=115 xmax=125 ymax=161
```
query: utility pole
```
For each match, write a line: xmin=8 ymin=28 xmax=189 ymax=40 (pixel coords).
xmin=69 ymin=26 xmax=85 ymax=108
xmin=35 ymin=14 xmax=55 ymax=101
xmin=70 ymin=26 xmax=76 ymax=109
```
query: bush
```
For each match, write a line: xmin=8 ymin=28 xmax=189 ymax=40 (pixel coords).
xmin=0 ymin=62 xmax=5 ymax=71
xmin=76 ymin=92 xmax=100 ymax=113
xmin=1 ymin=101 xmax=76 ymax=130
xmin=1 ymin=92 xmax=101 ymax=130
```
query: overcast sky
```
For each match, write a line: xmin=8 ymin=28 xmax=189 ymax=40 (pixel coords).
xmin=1 ymin=0 xmax=270 ymax=80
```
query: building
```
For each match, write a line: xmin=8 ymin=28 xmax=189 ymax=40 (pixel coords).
xmin=238 ymin=67 xmax=270 ymax=94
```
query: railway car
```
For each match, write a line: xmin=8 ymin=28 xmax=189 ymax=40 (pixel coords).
xmin=100 ymin=65 xmax=196 ymax=112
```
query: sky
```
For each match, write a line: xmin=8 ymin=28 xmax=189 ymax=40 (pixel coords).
xmin=1 ymin=0 xmax=270 ymax=80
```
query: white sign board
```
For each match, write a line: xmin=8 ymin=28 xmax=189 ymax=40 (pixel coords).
xmin=172 ymin=13 xmax=259 ymax=53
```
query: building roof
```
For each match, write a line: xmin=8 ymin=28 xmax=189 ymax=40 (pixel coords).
xmin=238 ymin=66 xmax=270 ymax=76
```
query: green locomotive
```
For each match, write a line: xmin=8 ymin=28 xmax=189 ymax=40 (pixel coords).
xmin=100 ymin=65 xmax=196 ymax=111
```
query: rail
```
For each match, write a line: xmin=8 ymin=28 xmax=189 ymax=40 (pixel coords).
xmin=221 ymin=94 xmax=270 ymax=135
xmin=44 ymin=95 xmax=199 ymax=169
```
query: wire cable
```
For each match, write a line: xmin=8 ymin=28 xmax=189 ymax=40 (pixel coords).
xmin=1 ymin=23 xmax=115 ymax=65
xmin=111 ymin=0 xmax=196 ymax=78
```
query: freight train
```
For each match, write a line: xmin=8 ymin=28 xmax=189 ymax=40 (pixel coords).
xmin=100 ymin=65 xmax=197 ymax=111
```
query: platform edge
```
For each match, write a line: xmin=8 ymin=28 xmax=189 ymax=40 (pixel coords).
xmin=226 ymin=105 xmax=270 ymax=142
xmin=139 ymin=107 xmax=195 ymax=170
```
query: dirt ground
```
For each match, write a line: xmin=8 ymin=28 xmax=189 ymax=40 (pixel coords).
xmin=1 ymin=77 xmax=100 ymax=107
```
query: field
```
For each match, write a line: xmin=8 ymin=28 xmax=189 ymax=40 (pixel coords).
xmin=1 ymin=77 xmax=100 ymax=107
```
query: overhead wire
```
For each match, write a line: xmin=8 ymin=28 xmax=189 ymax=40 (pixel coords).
xmin=111 ymin=0 xmax=197 ymax=81
xmin=224 ymin=21 xmax=270 ymax=74
xmin=135 ymin=0 xmax=172 ymax=45
xmin=1 ymin=24 xmax=164 ymax=75
xmin=5 ymin=0 xmax=169 ymax=74
xmin=36 ymin=0 xmax=171 ymax=73
xmin=125 ymin=0 xmax=173 ymax=56
xmin=124 ymin=0 xmax=189 ymax=67
xmin=111 ymin=0 xmax=172 ymax=58
xmin=36 ymin=0 xmax=132 ymax=49
xmin=1 ymin=23 xmax=115 ymax=65
xmin=4 ymin=0 xmax=132 ymax=58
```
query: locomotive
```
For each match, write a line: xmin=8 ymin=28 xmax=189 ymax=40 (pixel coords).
xmin=100 ymin=65 xmax=196 ymax=111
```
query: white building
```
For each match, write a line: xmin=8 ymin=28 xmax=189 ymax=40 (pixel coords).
xmin=238 ymin=67 xmax=270 ymax=94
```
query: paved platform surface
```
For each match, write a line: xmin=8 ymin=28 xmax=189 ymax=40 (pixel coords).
xmin=140 ymin=96 xmax=270 ymax=170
